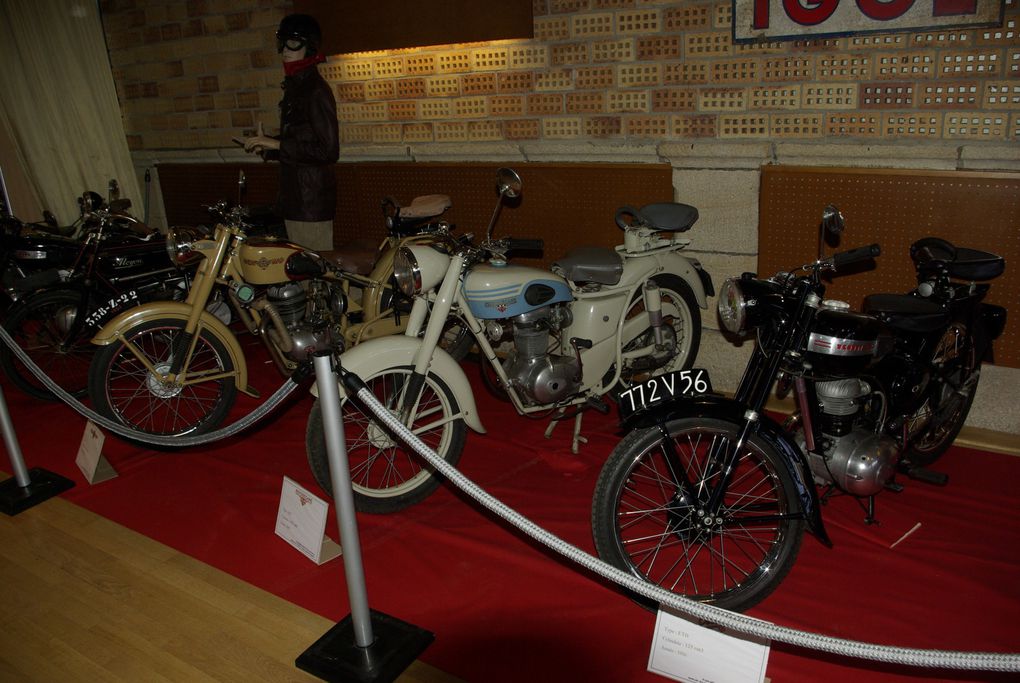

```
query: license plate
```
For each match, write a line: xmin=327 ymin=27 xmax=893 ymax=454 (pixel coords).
xmin=617 ymin=369 xmax=712 ymax=419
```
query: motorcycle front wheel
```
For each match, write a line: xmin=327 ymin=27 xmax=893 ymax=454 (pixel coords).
xmin=306 ymin=365 xmax=467 ymax=514
xmin=88 ymin=319 xmax=237 ymax=436
xmin=0 ymin=288 xmax=93 ymax=401
xmin=592 ymin=417 xmax=805 ymax=612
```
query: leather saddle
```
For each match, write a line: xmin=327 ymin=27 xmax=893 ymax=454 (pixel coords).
xmin=323 ymin=194 xmax=453 ymax=275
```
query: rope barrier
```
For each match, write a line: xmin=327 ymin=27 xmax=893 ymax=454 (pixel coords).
xmin=0 ymin=326 xmax=301 ymax=447
xmin=346 ymin=375 xmax=1020 ymax=672
xmin=1 ymin=324 xmax=1017 ymax=671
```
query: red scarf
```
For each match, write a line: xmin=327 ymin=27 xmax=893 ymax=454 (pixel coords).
xmin=283 ymin=53 xmax=326 ymax=77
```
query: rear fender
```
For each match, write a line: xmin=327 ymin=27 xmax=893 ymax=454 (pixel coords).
xmin=90 ymin=302 xmax=249 ymax=395
xmin=626 ymin=394 xmax=831 ymax=546
xmin=312 ymin=335 xmax=485 ymax=434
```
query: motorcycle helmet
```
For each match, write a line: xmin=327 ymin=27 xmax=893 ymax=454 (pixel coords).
xmin=276 ymin=14 xmax=321 ymax=56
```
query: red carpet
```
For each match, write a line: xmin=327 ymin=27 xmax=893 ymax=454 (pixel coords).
xmin=2 ymin=350 xmax=1018 ymax=683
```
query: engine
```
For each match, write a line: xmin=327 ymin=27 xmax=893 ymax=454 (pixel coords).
xmin=263 ymin=281 xmax=346 ymax=362
xmin=801 ymin=378 xmax=900 ymax=496
xmin=491 ymin=304 xmax=579 ymax=405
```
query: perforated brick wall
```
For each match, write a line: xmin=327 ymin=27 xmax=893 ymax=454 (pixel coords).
xmin=102 ymin=1 xmax=1020 ymax=149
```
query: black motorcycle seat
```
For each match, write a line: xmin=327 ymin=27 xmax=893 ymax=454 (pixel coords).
xmin=911 ymin=238 xmax=1004 ymax=281
xmin=553 ymin=246 xmax=624 ymax=286
xmin=948 ymin=247 xmax=1004 ymax=281
xmin=863 ymin=293 xmax=949 ymax=333
xmin=615 ymin=203 xmax=699 ymax=233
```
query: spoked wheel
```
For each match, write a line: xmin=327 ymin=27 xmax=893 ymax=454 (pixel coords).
xmin=0 ymin=288 xmax=94 ymax=401
xmin=306 ymin=365 xmax=466 ymax=513
xmin=619 ymin=274 xmax=701 ymax=387
xmin=592 ymin=417 xmax=805 ymax=612
xmin=88 ymin=318 xmax=237 ymax=436
xmin=904 ymin=323 xmax=979 ymax=466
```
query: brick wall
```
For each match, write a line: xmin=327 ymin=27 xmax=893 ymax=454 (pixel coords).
xmin=102 ymin=0 xmax=1020 ymax=151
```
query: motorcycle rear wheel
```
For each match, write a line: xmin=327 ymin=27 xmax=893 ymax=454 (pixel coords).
xmin=88 ymin=319 xmax=237 ymax=436
xmin=592 ymin=417 xmax=805 ymax=612
xmin=306 ymin=365 xmax=466 ymax=514
xmin=904 ymin=323 xmax=979 ymax=466
xmin=0 ymin=288 xmax=93 ymax=401
xmin=618 ymin=274 xmax=701 ymax=386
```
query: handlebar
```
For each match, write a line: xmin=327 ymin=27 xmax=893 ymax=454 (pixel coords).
xmin=831 ymin=243 xmax=881 ymax=269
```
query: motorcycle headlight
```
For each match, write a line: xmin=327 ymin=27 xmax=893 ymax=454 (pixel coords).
xmin=165 ymin=226 xmax=204 ymax=266
xmin=392 ymin=246 xmax=421 ymax=297
xmin=717 ymin=278 xmax=747 ymax=334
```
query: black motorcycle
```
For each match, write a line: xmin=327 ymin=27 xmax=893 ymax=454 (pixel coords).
xmin=591 ymin=206 xmax=1005 ymax=612
xmin=0 ymin=192 xmax=193 ymax=400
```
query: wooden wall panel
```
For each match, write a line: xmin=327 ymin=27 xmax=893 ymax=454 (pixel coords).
xmin=157 ymin=161 xmax=675 ymax=272
xmin=759 ymin=166 xmax=1019 ymax=368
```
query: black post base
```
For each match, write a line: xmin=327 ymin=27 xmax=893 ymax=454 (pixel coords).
xmin=0 ymin=468 xmax=75 ymax=516
xmin=296 ymin=609 xmax=434 ymax=683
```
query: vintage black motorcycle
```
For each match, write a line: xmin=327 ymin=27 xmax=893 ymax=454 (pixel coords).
xmin=0 ymin=192 xmax=191 ymax=400
xmin=591 ymin=206 xmax=1006 ymax=612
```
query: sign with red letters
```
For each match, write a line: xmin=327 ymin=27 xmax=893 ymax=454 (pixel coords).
xmin=733 ymin=0 xmax=1004 ymax=43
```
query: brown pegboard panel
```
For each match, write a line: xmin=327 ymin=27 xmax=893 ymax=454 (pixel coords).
xmin=759 ymin=165 xmax=1019 ymax=368
xmin=335 ymin=163 xmax=675 ymax=268
xmin=158 ymin=162 xmax=674 ymax=269
xmin=158 ymin=163 xmax=281 ymax=227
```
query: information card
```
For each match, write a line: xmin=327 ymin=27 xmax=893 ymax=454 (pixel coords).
xmin=274 ymin=477 xmax=341 ymax=565
xmin=648 ymin=608 xmax=770 ymax=683
xmin=75 ymin=420 xmax=117 ymax=484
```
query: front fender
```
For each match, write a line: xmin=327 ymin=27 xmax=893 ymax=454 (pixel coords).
xmin=89 ymin=302 xmax=249 ymax=395
xmin=627 ymin=394 xmax=831 ymax=546
xmin=313 ymin=335 xmax=485 ymax=434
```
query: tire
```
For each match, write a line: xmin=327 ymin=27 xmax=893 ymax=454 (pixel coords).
xmin=306 ymin=365 xmax=467 ymax=513
xmin=618 ymin=274 xmax=701 ymax=387
xmin=88 ymin=318 xmax=237 ymax=436
xmin=904 ymin=323 xmax=979 ymax=466
xmin=592 ymin=417 xmax=805 ymax=612
xmin=0 ymin=288 xmax=94 ymax=401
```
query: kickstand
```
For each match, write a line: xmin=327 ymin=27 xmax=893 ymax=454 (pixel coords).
xmin=819 ymin=484 xmax=880 ymax=525
xmin=543 ymin=407 xmax=588 ymax=454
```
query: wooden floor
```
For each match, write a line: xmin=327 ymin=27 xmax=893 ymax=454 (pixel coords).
xmin=0 ymin=487 xmax=460 ymax=683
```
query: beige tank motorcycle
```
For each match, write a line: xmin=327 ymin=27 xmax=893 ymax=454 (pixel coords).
xmin=87 ymin=193 xmax=468 ymax=437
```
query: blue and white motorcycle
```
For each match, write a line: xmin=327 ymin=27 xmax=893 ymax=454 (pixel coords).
xmin=306 ymin=168 xmax=714 ymax=513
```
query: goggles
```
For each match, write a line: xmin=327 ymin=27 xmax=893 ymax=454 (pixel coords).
xmin=276 ymin=32 xmax=309 ymax=54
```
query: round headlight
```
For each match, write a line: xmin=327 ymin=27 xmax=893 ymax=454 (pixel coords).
xmin=717 ymin=278 xmax=747 ymax=334
xmin=392 ymin=246 xmax=421 ymax=298
xmin=166 ymin=226 xmax=203 ymax=265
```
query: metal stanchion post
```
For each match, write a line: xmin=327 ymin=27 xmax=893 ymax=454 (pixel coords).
xmin=0 ymin=383 xmax=74 ymax=515
xmin=296 ymin=352 xmax=433 ymax=683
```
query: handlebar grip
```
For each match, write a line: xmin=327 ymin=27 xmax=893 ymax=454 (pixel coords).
xmin=833 ymin=243 xmax=881 ymax=268
xmin=507 ymin=238 xmax=544 ymax=253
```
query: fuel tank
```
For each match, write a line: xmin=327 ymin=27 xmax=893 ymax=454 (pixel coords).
xmin=805 ymin=300 xmax=881 ymax=377
xmin=462 ymin=263 xmax=572 ymax=320
xmin=237 ymin=238 xmax=306 ymax=285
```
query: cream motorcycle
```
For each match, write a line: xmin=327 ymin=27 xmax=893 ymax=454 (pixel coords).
xmin=87 ymin=196 xmax=466 ymax=437
xmin=307 ymin=168 xmax=714 ymax=513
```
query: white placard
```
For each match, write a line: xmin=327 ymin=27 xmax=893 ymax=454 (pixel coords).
xmin=274 ymin=477 xmax=341 ymax=565
xmin=648 ymin=608 xmax=770 ymax=683
xmin=75 ymin=420 xmax=117 ymax=484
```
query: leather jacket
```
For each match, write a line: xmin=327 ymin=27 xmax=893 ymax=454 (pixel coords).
xmin=266 ymin=66 xmax=339 ymax=222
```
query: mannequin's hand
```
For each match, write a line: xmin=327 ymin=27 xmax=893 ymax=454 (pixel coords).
xmin=243 ymin=122 xmax=280 ymax=154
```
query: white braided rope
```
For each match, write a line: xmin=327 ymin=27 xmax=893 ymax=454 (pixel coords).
xmin=355 ymin=386 xmax=1020 ymax=672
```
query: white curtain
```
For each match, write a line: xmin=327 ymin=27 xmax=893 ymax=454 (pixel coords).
xmin=0 ymin=0 xmax=140 ymax=224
